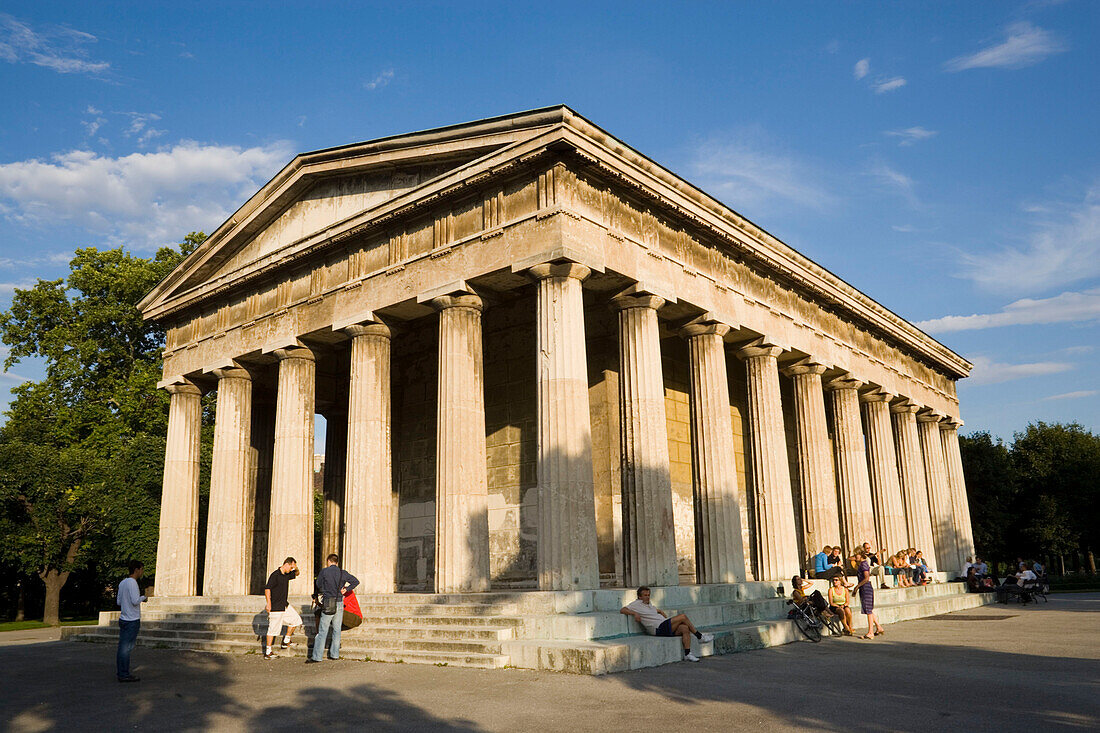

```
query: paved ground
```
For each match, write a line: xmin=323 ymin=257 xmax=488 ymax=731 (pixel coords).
xmin=3 ymin=594 xmax=1098 ymax=732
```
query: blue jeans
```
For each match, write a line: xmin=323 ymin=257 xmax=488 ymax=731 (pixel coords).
xmin=117 ymin=619 xmax=140 ymax=679
xmin=311 ymin=601 xmax=343 ymax=661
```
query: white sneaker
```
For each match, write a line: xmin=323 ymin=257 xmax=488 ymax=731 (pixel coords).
xmin=684 ymin=652 xmax=701 ymax=662
xmin=699 ymin=633 xmax=714 ymax=643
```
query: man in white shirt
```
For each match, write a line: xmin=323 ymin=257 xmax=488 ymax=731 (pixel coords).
xmin=117 ymin=560 xmax=147 ymax=682
xmin=620 ymin=586 xmax=713 ymax=662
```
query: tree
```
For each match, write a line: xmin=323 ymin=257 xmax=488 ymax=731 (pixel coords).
xmin=1012 ymin=422 xmax=1100 ymax=569
xmin=959 ymin=431 xmax=1017 ymax=563
xmin=0 ymin=234 xmax=204 ymax=624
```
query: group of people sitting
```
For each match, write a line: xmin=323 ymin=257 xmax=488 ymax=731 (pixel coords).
xmin=810 ymin=543 xmax=935 ymax=589
xmin=961 ymin=557 xmax=1046 ymax=603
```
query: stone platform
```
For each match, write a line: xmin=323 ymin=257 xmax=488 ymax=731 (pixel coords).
xmin=63 ymin=576 xmax=994 ymax=674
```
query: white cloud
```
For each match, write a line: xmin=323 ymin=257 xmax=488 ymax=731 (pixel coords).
xmin=965 ymin=355 xmax=1073 ymax=386
xmin=853 ymin=58 xmax=870 ymax=79
xmin=689 ymin=130 xmax=838 ymax=214
xmin=364 ymin=68 xmax=394 ymax=90
xmin=123 ymin=112 xmax=166 ymax=147
xmin=917 ymin=288 xmax=1100 ymax=333
xmin=1043 ymin=390 xmax=1098 ymax=401
xmin=0 ymin=141 xmax=293 ymax=250
xmin=884 ymin=127 xmax=938 ymax=146
xmin=872 ymin=76 xmax=907 ymax=93
xmin=867 ymin=162 xmax=918 ymax=207
xmin=959 ymin=184 xmax=1100 ymax=293
xmin=944 ymin=22 xmax=1066 ymax=72
xmin=0 ymin=13 xmax=109 ymax=75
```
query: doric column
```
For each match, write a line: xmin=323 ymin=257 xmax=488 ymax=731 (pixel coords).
xmin=826 ymin=377 xmax=876 ymax=553
xmin=203 ymin=367 xmax=253 ymax=596
xmin=917 ymin=412 xmax=958 ymax=572
xmin=781 ymin=361 xmax=840 ymax=565
xmin=268 ymin=346 xmax=316 ymax=595
xmin=432 ymin=294 xmax=490 ymax=593
xmin=860 ymin=392 xmax=908 ymax=555
xmin=682 ymin=319 xmax=746 ymax=584
xmin=155 ymin=381 xmax=202 ymax=597
xmin=530 ymin=263 xmax=599 ymax=590
xmin=612 ymin=292 xmax=678 ymax=587
xmin=940 ymin=419 xmax=975 ymax=570
xmin=342 ymin=323 xmax=395 ymax=593
xmin=735 ymin=341 xmax=799 ymax=581
xmin=321 ymin=410 xmax=347 ymax=560
xmin=890 ymin=403 xmax=935 ymax=557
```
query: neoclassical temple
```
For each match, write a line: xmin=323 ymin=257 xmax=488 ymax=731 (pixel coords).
xmin=140 ymin=107 xmax=975 ymax=598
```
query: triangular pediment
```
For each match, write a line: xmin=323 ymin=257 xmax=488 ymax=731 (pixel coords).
xmin=179 ymin=157 xmax=478 ymax=293
xmin=140 ymin=106 xmax=573 ymax=317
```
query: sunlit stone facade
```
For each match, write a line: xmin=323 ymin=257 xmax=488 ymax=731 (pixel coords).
xmin=141 ymin=107 xmax=975 ymax=595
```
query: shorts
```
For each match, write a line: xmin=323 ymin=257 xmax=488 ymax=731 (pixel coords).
xmin=654 ymin=619 xmax=674 ymax=637
xmin=267 ymin=605 xmax=303 ymax=637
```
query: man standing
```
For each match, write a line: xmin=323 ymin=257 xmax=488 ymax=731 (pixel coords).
xmin=116 ymin=560 xmax=147 ymax=682
xmin=264 ymin=557 xmax=302 ymax=659
xmin=620 ymin=587 xmax=713 ymax=662
xmin=308 ymin=554 xmax=360 ymax=664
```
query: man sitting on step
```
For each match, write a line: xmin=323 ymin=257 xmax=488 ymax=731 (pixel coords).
xmin=621 ymin=586 xmax=713 ymax=662
xmin=264 ymin=557 xmax=302 ymax=659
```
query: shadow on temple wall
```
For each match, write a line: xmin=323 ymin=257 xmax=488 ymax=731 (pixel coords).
xmin=1 ymin=641 xmax=485 ymax=732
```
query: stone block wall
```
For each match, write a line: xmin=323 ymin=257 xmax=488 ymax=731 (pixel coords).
xmin=393 ymin=318 xmax=438 ymax=590
xmin=482 ymin=294 xmax=537 ymax=587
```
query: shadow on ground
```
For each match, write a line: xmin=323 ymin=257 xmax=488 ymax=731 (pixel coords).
xmin=2 ymin=595 xmax=1098 ymax=732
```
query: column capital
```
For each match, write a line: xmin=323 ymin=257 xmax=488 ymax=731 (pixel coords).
xmin=526 ymin=261 xmax=591 ymax=282
xmin=889 ymin=401 xmax=921 ymax=414
xmin=824 ymin=375 xmax=865 ymax=391
xmin=272 ymin=345 xmax=315 ymax=362
xmin=735 ymin=339 xmax=783 ymax=360
xmin=341 ymin=321 xmax=392 ymax=340
xmin=430 ymin=292 xmax=484 ymax=312
xmin=858 ymin=390 xmax=893 ymax=404
xmin=210 ymin=366 xmax=252 ymax=381
xmin=781 ymin=360 xmax=828 ymax=378
xmin=916 ymin=411 xmax=945 ymax=423
xmin=610 ymin=292 xmax=664 ymax=312
xmin=163 ymin=379 xmax=202 ymax=396
xmin=678 ymin=319 xmax=730 ymax=340
xmin=940 ymin=416 xmax=964 ymax=430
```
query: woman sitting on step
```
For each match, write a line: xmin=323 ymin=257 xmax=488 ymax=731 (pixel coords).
xmin=827 ymin=575 xmax=853 ymax=635
xmin=887 ymin=551 xmax=913 ymax=587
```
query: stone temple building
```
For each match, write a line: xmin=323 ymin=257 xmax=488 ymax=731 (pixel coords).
xmin=139 ymin=106 xmax=975 ymax=602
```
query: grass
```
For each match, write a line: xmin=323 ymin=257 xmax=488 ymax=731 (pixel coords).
xmin=0 ymin=618 xmax=97 ymax=632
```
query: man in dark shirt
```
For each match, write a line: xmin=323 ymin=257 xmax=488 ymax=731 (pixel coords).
xmin=308 ymin=554 xmax=360 ymax=663
xmin=264 ymin=557 xmax=301 ymax=659
xmin=812 ymin=546 xmax=845 ymax=581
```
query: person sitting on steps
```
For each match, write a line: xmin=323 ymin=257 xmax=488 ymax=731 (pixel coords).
xmin=621 ymin=586 xmax=713 ymax=663
xmin=827 ymin=575 xmax=853 ymax=635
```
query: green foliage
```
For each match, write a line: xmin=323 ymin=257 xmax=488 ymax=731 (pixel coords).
xmin=0 ymin=233 xmax=206 ymax=619
xmin=961 ymin=421 xmax=1100 ymax=568
xmin=959 ymin=432 xmax=1016 ymax=560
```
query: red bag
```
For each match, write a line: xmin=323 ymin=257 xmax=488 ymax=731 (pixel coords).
xmin=341 ymin=590 xmax=363 ymax=630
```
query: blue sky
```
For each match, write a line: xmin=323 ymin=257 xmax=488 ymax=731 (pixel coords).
xmin=0 ymin=1 xmax=1097 ymax=443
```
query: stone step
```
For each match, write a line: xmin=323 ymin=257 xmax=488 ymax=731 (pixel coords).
xmin=76 ymin=619 xmax=515 ymax=640
xmin=118 ymin=610 xmax=526 ymax=629
xmin=69 ymin=625 xmax=508 ymax=654
xmin=65 ymin=629 xmax=510 ymax=664
xmin=504 ymin=617 xmax=805 ymax=675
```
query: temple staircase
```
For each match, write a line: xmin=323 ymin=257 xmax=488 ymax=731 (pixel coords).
xmin=62 ymin=574 xmax=994 ymax=674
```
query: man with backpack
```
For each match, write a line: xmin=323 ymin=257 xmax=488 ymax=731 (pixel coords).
xmin=308 ymin=554 xmax=359 ymax=664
